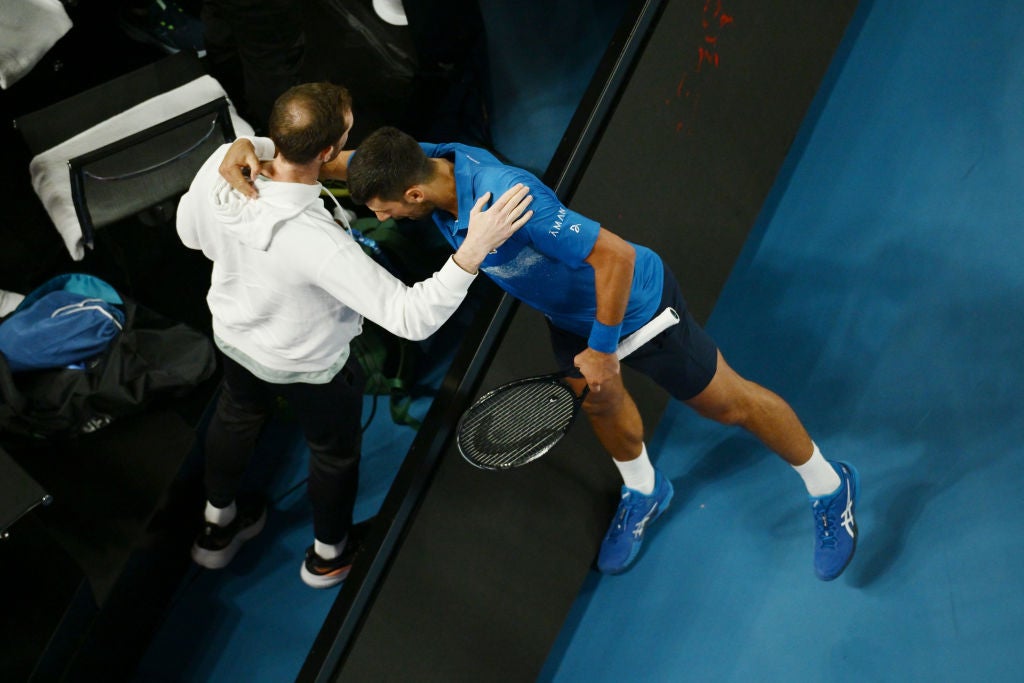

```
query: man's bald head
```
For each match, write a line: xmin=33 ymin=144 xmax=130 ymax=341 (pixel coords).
xmin=268 ymin=83 xmax=353 ymax=164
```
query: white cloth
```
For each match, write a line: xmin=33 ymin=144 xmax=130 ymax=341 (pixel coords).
xmin=28 ymin=75 xmax=255 ymax=261
xmin=0 ymin=0 xmax=72 ymax=89
xmin=372 ymin=0 xmax=408 ymax=26
xmin=176 ymin=140 xmax=477 ymax=377
xmin=0 ymin=289 xmax=25 ymax=317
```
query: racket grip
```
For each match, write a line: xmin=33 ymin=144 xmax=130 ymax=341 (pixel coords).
xmin=615 ymin=307 xmax=680 ymax=360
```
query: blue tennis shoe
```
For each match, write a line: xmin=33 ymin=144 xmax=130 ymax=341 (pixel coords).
xmin=811 ymin=461 xmax=859 ymax=581
xmin=597 ymin=468 xmax=674 ymax=574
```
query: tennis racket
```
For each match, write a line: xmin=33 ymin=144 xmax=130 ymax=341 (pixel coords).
xmin=457 ymin=307 xmax=680 ymax=471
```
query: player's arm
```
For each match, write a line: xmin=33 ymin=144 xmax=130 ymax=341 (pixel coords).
xmin=217 ymin=137 xmax=354 ymax=197
xmin=320 ymin=151 xmax=353 ymax=181
xmin=218 ymin=137 xmax=270 ymax=198
xmin=573 ymin=228 xmax=636 ymax=391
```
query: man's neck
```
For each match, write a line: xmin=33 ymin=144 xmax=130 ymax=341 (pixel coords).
xmin=263 ymin=158 xmax=321 ymax=185
xmin=428 ymin=158 xmax=459 ymax=217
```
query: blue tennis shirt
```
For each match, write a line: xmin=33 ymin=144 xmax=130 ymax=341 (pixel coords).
xmin=421 ymin=142 xmax=664 ymax=338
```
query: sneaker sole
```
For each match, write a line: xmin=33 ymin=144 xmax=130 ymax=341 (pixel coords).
xmin=191 ymin=509 xmax=267 ymax=570
xmin=817 ymin=461 xmax=859 ymax=581
xmin=300 ymin=562 xmax=352 ymax=589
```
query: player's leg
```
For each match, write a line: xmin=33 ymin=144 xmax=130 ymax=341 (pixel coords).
xmin=685 ymin=352 xmax=859 ymax=581
xmin=552 ymin=326 xmax=673 ymax=575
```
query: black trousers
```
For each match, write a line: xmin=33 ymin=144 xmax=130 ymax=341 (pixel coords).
xmin=204 ymin=353 xmax=365 ymax=544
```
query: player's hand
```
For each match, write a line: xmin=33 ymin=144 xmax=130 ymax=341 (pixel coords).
xmin=452 ymin=184 xmax=534 ymax=273
xmin=467 ymin=184 xmax=534 ymax=251
xmin=573 ymin=347 xmax=620 ymax=393
xmin=218 ymin=138 xmax=262 ymax=199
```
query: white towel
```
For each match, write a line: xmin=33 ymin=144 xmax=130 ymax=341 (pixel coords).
xmin=0 ymin=0 xmax=73 ymax=90
xmin=28 ymin=75 xmax=255 ymax=260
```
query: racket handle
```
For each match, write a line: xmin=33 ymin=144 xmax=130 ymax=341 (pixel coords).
xmin=615 ymin=307 xmax=680 ymax=360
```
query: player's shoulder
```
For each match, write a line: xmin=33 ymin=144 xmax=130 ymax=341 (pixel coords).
xmin=471 ymin=157 xmax=544 ymax=191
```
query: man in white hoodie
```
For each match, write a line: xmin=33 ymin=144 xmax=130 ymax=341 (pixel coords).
xmin=177 ymin=82 xmax=533 ymax=588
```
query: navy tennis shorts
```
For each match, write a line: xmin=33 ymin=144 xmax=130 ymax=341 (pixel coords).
xmin=546 ymin=263 xmax=719 ymax=401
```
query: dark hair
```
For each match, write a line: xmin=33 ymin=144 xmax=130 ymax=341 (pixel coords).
xmin=347 ymin=126 xmax=433 ymax=204
xmin=268 ymin=83 xmax=352 ymax=164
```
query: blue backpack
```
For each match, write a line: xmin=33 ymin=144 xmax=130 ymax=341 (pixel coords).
xmin=0 ymin=273 xmax=125 ymax=373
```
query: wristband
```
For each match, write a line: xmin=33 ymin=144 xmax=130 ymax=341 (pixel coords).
xmin=587 ymin=320 xmax=622 ymax=354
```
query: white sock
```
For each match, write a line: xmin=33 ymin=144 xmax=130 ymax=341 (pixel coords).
xmin=205 ymin=500 xmax=236 ymax=526
xmin=315 ymin=537 xmax=346 ymax=561
xmin=794 ymin=442 xmax=841 ymax=497
xmin=614 ymin=443 xmax=656 ymax=495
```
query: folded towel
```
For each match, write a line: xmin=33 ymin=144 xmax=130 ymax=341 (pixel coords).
xmin=0 ymin=0 xmax=73 ymax=89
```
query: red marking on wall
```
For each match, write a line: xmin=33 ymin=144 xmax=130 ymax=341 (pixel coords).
xmin=696 ymin=0 xmax=733 ymax=73
xmin=676 ymin=72 xmax=689 ymax=98
xmin=697 ymin=46 xmax=719 ymax=70
xmin=672 ymin=0 xmax=734 ymax=135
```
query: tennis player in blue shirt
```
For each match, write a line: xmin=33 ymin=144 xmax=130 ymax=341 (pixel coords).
xmin=220 ymin=126 xmax=859 ymax=581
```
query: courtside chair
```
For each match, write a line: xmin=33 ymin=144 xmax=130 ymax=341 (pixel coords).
xmin=14 ymin=51 xmax=254 ymax=262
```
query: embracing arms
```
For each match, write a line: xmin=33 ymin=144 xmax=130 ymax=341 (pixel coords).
xmin=217 ymin=137 xmax=352 ymax=198
xmin=215 ymin=137 xmax=533 ymax=274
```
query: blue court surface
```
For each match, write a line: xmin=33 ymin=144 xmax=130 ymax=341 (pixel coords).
xmin=540 ymin=1 xmax=1024 ymax=681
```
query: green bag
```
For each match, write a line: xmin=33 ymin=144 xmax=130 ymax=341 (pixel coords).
xmin=346 ymin=216 xmax=449 ymax=429
xmin=350 ymin=321 xmax=421 ymax=428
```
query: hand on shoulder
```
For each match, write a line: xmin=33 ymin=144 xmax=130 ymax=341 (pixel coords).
xmin=452 ymin=184 xmax=535 ymax=273
xmin=219 ymin=138 xmax=262 ymax=199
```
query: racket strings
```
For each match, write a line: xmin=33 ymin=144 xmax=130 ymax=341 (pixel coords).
xmin=459 ymin=380 xmax=578 ymax=469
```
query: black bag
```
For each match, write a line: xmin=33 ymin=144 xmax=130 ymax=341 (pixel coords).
xmin=0 ymin=297 xmax=217 ymax=439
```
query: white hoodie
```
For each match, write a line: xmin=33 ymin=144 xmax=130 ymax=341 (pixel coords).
xmin=176 ymin=142 xmax=476 ymax=379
